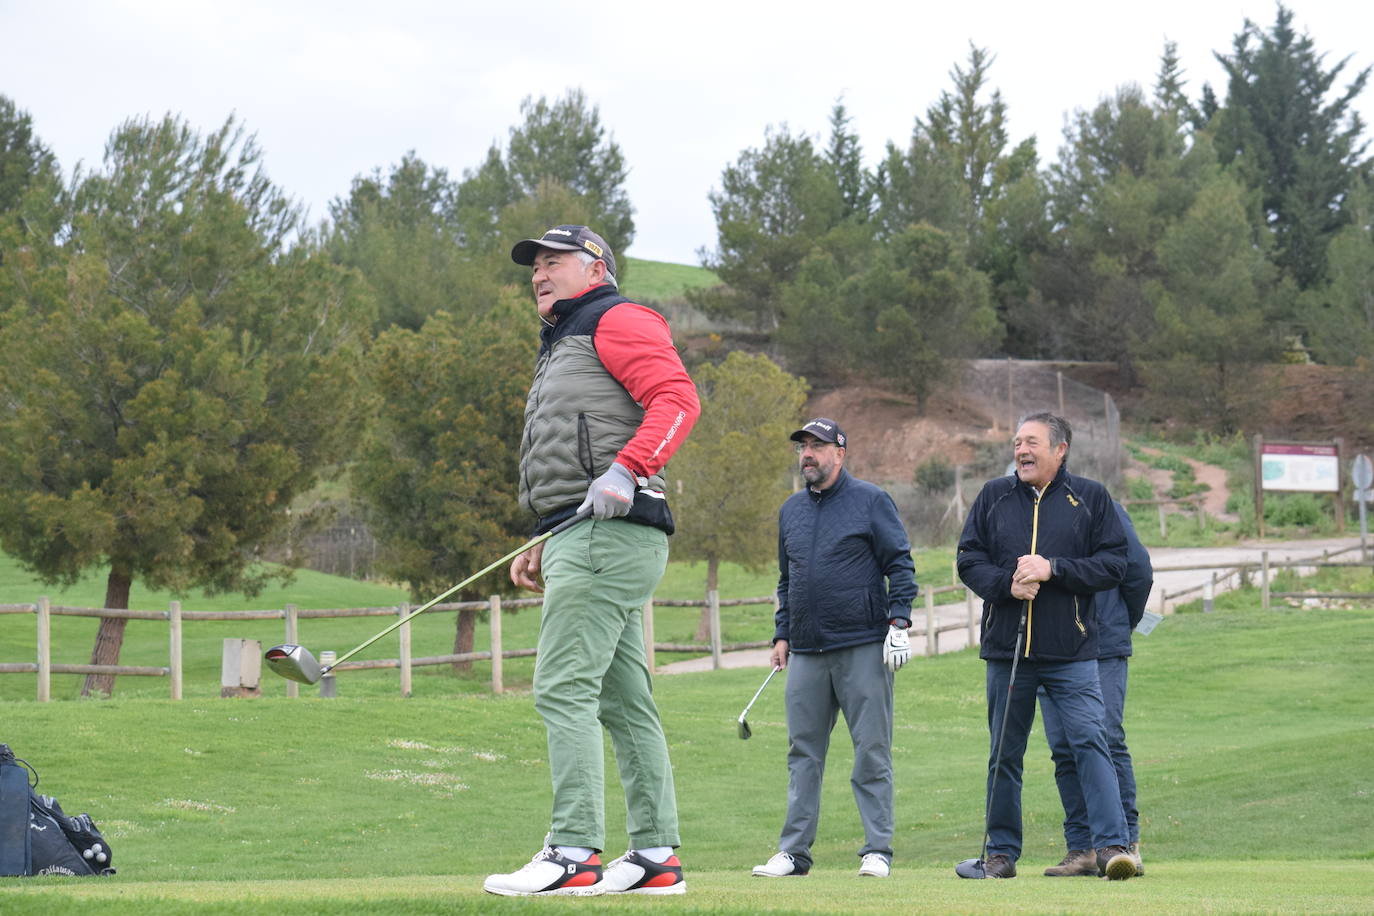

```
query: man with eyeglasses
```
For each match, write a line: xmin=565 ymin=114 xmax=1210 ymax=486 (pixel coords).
xmin=752 ymin=418 xmax=918 ymax=881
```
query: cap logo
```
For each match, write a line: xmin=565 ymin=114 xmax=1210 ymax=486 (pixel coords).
xmin=545 ymin=228 xmax=574 ymax=238
xmin=582 ymin=240 xmax=603 ymax=257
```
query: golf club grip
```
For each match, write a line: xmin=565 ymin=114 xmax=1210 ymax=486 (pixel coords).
xmin=325 ymin=509 xmax=593 ymax=671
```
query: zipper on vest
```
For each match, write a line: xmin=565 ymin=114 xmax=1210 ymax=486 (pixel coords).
xmin=577 ymin=413 xmax=595 ymax=480
xmin=1026 ymin=490 xmax=1041 ymax=658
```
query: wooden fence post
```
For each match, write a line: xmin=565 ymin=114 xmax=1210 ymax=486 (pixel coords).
xmin=1261 ymin=551 xmax=1271 ymax=611
xmin=1158 ymin=503 xmax=1167 ymax=540
xmin=285 ymin=603 xmax=299 ymax=699
xmin=925 ymin=589 xmax=936 ymax=657
xmin=169 ymin=600 xmax=183 ymax=700
xmin=398 ymin=603 xmax=412 ymax=698
xmin=642 ymin=599 xmax=656 ymax=674
xmin=708 ymin=590 xmax=722 ymax=670
xmin=37 ymin=596 xmax=50 ymax=703
xmin=965 ymin=588 xmax=978 ymax=648
xmin=489 ymin=596 xmax=503 ymax=694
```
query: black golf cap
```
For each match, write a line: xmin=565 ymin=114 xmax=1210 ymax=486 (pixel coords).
xmin=790 ymin=417 xmax=846 ymax=448
xmin=510 ymin=225 xmax=617 ymax=279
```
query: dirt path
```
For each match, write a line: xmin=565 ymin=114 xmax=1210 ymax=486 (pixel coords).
xmin=1131 ymin=447 xmax=1240 ymax=523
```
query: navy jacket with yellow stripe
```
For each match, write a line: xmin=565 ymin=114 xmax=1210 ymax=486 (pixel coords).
xmin=957 ymin=464 xmax=1127 ymax=662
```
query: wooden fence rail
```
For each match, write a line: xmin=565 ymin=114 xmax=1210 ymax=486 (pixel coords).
xmin=7 ymin=545 xmax=1367 ymax=700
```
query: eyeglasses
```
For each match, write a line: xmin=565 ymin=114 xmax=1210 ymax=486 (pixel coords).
xmin=794 ymin=441 xmax=836 ymax=453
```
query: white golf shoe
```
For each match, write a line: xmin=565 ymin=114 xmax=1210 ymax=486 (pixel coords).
xmin=482 ymin=846 xmax=603 ymax=896
xmin=595 ymin=850 xmax=686 ymax=895
xmin=859 ymin=853 xmax=890 ymax=877
xmin=752 ymin=851 xmax=809 ymax=877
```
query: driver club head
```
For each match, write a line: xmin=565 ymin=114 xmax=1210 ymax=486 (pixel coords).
xmin=954 ymin=857 xmax=988 ymax=879
xmin=737 ymin=715 xmax=752 ymax=740
xmin=265 ymin=644 xmax=323 ymax=685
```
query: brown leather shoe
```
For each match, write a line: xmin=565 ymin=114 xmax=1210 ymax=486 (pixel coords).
xmin=1097 ymin=845 xmax=1135 ymax=881
xmin=1043 ymin=849 xmax=1098 ymax=877
xmin=984 ymin=854 xmax=1016 ymax=878
xmin=1129 ymin=842 xmax=1144 ymax=876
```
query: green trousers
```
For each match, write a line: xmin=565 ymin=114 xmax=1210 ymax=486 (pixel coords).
xmin=533 ymin=518 xmax=680 ymax=851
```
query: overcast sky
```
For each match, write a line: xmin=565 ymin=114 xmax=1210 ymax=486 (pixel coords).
xmin=3 ymin=1 xmax=1371 ymax=266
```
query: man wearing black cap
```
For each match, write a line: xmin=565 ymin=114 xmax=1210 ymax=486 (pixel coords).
xmin=484 ymin=226 xmax=700 ymax=897
xmin=752 ymin=418 xmax=918 ymax=880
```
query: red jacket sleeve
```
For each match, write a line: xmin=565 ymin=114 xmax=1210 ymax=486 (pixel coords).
xmin=594 ymin=302 xmax=700 ymax=478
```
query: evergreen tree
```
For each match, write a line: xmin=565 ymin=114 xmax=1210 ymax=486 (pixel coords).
xmin=668 ymin=352 xmax=807 ymax=639
xmin=1300 ymin=177 xmax=1374 ymax=364
xmin=1143 ymin=175 xmax=1282 ymax=433
xmin=692 ymin=125 xmax=845 ymax=331
xmin=329 ymin=151 xmax=497 ymax=331
xmin=352 ymin=294 xmax=533 ymax=666
xmin=0 ymin=95 xmax=57 ymax=217
xmin=455 ymin=89 xmax=634 ymax=281
xmin=0 ymin=114 xmax=373 ymax=695
xmin=1210 ymin=4 xmax=1371 ymax=290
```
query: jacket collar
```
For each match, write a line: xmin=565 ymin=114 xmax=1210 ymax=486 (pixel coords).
xmin=548 ymin=282 xmax=615 ymax=324
xmin=1019 ymin=462 xmax=1069 ymax=498
xmin=808 ymin=467 xmax=850 ymax=502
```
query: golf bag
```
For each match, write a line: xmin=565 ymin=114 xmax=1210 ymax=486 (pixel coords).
xmin=0 ymin=744 xmax=115 ymax=876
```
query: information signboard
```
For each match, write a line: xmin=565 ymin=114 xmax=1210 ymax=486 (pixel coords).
xmin=1260 ymin=443 xmax=1339 ymax=492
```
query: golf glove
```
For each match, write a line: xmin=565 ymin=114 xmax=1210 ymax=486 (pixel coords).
xmin=882 ymin=624 xmax=911 ymax=673
xmin=578 ymin=461 xmax=638 ymax=519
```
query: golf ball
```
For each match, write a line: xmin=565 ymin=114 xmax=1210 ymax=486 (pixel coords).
xmin=83 ymin=849 xmax=93 ymax=859
xmin=96 ymin=852 xmax=107 ymax=863
xmin=93 ymin=844 xmax=103 ymax=853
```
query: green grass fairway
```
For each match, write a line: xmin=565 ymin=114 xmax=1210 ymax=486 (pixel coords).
xmin=2 ymin=592 xmax=1371 ymax=913
xmin=0 ymin=863 xmax=1370 ymax=914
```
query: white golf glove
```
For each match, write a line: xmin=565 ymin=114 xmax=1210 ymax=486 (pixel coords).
xmin=578 ymin=461 xmax=638 ymax=519
xmin=882 ymin=623 xmax=911 ymax=673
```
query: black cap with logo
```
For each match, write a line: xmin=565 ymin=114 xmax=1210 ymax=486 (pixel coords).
xmin=510 ymin=225 xmax=617 ymax=279
xmin=790 ymin=418 xmax=847 ymax=448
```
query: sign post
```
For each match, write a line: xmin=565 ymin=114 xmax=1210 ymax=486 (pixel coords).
xmin=1353 ymin=454 xmax=1374 ymax=559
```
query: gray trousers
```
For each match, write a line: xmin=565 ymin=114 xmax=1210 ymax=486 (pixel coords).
xmin=778 ymin=641 xmax=894 ymax=868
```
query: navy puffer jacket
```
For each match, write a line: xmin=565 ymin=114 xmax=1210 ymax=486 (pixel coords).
xmin=1096 ymin=502 xmax=1154 ymax=659
xmin=774 ymin=470 xmax=918 ymax=653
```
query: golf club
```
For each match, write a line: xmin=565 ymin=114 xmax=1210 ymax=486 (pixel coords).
xmin=955 ymin=600 xmax=1029 ymax=879
xmin=737 ymin=665 xmax=781 ymax=740
xmin=265 ymin=509 xmax=592 ymax=685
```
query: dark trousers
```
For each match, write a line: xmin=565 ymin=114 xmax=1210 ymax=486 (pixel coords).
xmin=1040 ymin=656 xmax=1138 ymax=849
xmin=984 ymin=658 xmax=1127 ymax=861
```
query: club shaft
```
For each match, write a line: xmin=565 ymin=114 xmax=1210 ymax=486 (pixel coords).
xmin=979 ymin=602 xmax=1028 ymax=864
xmin=740 ymin=665 xmax=780 ymax=718
xmin=323 ymin=510 xmax=591 ymax=673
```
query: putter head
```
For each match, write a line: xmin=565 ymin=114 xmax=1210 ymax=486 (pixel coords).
xmin=265 ymin=644 xmax=323 ymax=685
xmin=737 ymin=715 xmax=751 ymax=740
xmin=954 ymin=857 xmax=988 ymax=879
